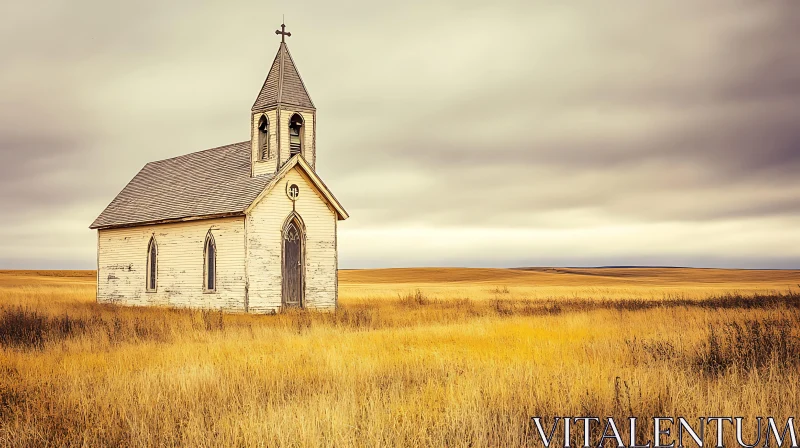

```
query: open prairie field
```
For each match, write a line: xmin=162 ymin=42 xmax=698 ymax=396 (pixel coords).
xmin=0 ymin=268 xmax=799 ymax=447
xmin=339 ymin=266 xmax=800 ymax=301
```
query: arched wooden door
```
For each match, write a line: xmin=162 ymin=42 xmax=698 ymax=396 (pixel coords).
xmin=282 ymin=218 xmax=304 ymax=307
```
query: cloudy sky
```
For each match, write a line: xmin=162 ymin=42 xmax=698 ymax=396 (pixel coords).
xmin=2 ymin=1 xmax=799 ymax=269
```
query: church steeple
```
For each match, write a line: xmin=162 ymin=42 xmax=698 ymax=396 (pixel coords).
xmin=252 ymin=41 xmax=315 ymax=111
xmin=251 ymin=23 xmax=316 ymax=177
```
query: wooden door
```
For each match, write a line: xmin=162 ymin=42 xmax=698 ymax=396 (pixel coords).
xmin=282 ymin=221 xmax=303 ymax=307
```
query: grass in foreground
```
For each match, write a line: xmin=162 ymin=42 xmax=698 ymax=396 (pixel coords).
xmin=0 ymin=270 xmax=798 ymax=447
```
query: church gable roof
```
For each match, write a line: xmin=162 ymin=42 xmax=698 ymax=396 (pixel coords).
xmin=246 ymin=155 xmax=349 ymax=220
xmin=252 ymin=43 xmax=315 ymax=111
xmin=90 ymin=142 xmax=275 ymax=229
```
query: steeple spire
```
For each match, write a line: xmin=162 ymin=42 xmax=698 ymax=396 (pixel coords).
xmin=252 ymin=23 xmax=314 ymax=111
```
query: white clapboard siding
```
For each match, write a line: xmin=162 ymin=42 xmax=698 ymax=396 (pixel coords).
xmin=277 ymin=110 xmax=315 ymax=170
xmin=246 ymin=166 xmax=337 ymax=312
xmin=251 ymin=109 xmax=279 ymax=176
xmin=97 ymin=217 xmax=247 ymax=311
xmin=252 ymin=109 xmax=315 ymax=176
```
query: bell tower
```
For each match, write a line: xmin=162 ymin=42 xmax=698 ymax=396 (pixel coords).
xmin=251 ymin=23 xmax=316 ymax=177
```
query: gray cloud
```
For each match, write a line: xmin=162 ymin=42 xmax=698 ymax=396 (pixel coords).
xmin=1 ymin=0 xmax=799 ymax=268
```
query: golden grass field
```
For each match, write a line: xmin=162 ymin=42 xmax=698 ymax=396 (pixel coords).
xmin=0 ymin=267 xmax=799 ymax=447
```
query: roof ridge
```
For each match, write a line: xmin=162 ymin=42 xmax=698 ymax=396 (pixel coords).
xmin=277 ymin=42 xmax=285 ymax=104
xmin=147 ymin=141 xmax=249 ymax=166
xmin=251 ymin=48 xmax=283 ymax=111
xmin=281 ymin=43 xmax=315 ymax=109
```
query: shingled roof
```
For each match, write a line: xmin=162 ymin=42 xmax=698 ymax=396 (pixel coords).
xmin=90 ymin=142 xmax=275 ymax=229
xmin=252 ymin=42 xmax=315 ymax=111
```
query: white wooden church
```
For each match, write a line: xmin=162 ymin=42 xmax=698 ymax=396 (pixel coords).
xmin=90 ymin=25 xmax=348 ymax=313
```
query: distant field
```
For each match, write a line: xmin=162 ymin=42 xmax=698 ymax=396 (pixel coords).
xmin=338 ymin=266 xmax=800 ymax=301
xmin=0 ymin=268 xmax=798 ymax=447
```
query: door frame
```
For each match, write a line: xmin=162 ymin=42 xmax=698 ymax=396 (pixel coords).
xmin=281 ymin=212 xmax=306 ymax=308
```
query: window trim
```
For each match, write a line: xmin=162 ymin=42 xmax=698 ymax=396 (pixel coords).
xmin=288 ymin=113 xmax=304 ymax=158
xmin=146 ymin=236 xmax=158 ymax=293
xmin=257 ymin=114 xmax=270 ymax=161
xmin=203 ymin=231 xmax=217 ymax=293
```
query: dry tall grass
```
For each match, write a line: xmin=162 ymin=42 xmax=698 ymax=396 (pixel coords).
xmin=0 ymin=269 xmax=798 ymax=447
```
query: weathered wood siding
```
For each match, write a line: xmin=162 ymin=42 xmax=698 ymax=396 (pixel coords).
xmin=252 ymin=109 xmax=279 ymax=176
xmin=246 ymin=167 xmax=337 ymax=312
xmin=278 ymin=109 xmax=315 ymax=169
xmin=252 ymin=108 xmax=315 ymax=175
xmin=97 ymin=217 xmax=246 ymax=311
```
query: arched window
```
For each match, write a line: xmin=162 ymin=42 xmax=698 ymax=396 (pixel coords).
xmin=288 ymin=113 xmax=304 ymax=158
xmin=204 ymin=232 xmax=216 ymax=292
xmin=146 ymin=236 xmax=157 ymax=292
xmin=258 ymin=115 xmax=270 ymax=160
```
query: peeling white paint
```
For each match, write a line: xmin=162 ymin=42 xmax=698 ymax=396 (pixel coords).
xmin=96 ymin=165 xmax=338 ymax=313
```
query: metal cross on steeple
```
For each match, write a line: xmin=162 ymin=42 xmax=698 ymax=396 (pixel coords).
xmin=275 ymin=22 xmax=291 ymax=43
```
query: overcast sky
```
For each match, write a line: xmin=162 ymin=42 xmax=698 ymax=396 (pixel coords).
xmin=2 ymin=1 xmax=799 ymax=269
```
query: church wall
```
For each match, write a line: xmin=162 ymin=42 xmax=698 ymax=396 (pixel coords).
xmin=246 ymin=167 xmax=337 ymax=312
xmin=278 ymin=108 xmax=315 ymax=169
xmin=251 ymin=109 xmax=279 ymax=176
xmin=97 ymin=217 xmax=247 ymax=311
